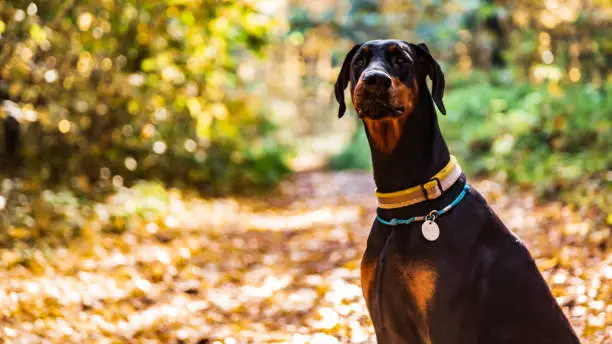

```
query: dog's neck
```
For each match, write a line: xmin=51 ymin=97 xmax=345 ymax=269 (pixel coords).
xmin=365 ymin=84 xmax=450 ymax=193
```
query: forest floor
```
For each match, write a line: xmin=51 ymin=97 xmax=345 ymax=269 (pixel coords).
xmin=0 ymin=171 xmax=610 ymax=343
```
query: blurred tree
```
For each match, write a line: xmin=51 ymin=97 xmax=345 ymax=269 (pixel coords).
xmin=288 ymin=0 xmax=610 ymax=79
xmin=0 ymin=0 xmax=290 ymax=195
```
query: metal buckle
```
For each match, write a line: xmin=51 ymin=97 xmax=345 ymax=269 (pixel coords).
xmin=421 ymin=177 xmax=444 ymax=201
xmin=420 ymin=184 xmax=429 ymax=200
xmin=429 ymin=177 xmax=444 ymax=197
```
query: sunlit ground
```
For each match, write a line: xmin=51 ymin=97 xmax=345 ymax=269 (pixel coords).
xmin=0 ymin=172 xmax=610 ymax=344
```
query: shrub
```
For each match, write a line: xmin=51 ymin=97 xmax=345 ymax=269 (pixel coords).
xmin=0 ymin=0 xmax=291 ymax=195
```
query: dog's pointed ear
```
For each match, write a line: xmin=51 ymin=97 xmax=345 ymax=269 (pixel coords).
xmin=411 ymin=42 xmax=446 ymax=115
xmin=334 ymin=44 xmax=361 ymax=118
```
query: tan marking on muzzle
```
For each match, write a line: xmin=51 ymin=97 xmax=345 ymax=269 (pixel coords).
xmin=356 ymin=77 xmax=418 ymax=153
xmin=351 ymin=77 xmax=364 ymax=110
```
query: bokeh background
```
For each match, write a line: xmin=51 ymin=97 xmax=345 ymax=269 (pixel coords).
xmin=0 ymin=0 xmax=610 ymax=343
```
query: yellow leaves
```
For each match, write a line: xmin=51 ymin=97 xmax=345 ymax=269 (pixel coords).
xmin=141 ymin=58 xmax=157 ymax=72
xmin=127 ymin=99 xmax=140 ymax=114
xmin=29 ymin=24 xmax=46 ymax=44
xmin=196 ymin=111 xmax=213 ymax=139
xmin=24 ymin=251 xmax=50 ymax=276
xmin=244 ymin=13 xmax=271 ymax=37
xmin=141 ymin=123 xmax=156 ymax=138
xmin=76 ymin=52 xmax=94 ymax=77
xmin=8 ymin=227 xmax=33 ymax=239
xmin=0 ymin=20 xmax=5 ymax=34
xmin=179 ymin=11 xmax=196 ymax=26
xmin=150 ymin=95 xmax=165 ymax=108
xmin=100 ymin=58 xmax=113 ymax=71
xmin=62 ymin=75 xmax=74 ymax=89
xmin=161 ymin=65 xmax=184 ymax=83
xmin=210 ymin=103 xmax=228 ymax=120
xmin=58 ymin=119 xmax=71 ymax=133
xmin=210 ymin=17 xmax=229 ymax=34
xmin=537 ymin=257 xmax=559 ymax=271
xmin=137 ymin=23 xmax=151 ymax=45
xmin=569 ymin=67 xmax=581 ymax=82
xmin=166 ymin=6 xmax=180 ymax=18
xmin=186 ymin=97 xmax=202 ymax=116
xmin=131 ymin=278 xmax=153 ymax=297
xmin=311 ymin=307 xmax=341 ymax=330
xmin=78 ymin=12 xmax=95 ymax=31
xmin=548 ymin=81 xmax=563 ymax=97
xmin=8 ymin=81 xmax=22 ymax=98
xmin=0 ymin=174 xmax=608 ymax=343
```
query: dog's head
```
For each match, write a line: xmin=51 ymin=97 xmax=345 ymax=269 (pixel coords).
xmin=334 ymin=40 xmax=446 ymax=152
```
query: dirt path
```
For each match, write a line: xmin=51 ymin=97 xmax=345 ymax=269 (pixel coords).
xmin=0 ymin=172 xmax=610 ymax=343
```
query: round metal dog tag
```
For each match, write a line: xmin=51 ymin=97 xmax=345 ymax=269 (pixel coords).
xmin=421 ymin=220 xmax=440 ymax=241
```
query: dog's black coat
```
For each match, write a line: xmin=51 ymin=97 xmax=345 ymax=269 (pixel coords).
xmin=335 ymin=40 xmax=579 ymax=344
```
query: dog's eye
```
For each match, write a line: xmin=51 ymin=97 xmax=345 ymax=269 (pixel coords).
xmin=393 ymin=56 xmax=408 ymax=65
xmin=354 ymin=58 xmax=365 ymax=68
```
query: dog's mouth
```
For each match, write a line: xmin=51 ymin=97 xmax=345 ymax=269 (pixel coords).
xmin=356 ymin=101 xmax=405 ymax=119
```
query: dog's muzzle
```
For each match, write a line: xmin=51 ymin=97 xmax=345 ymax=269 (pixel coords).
xmin=354 ymin=71 xmax=406 ymax=119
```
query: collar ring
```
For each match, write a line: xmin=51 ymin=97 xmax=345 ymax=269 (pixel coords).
xmin=425 ymin=210 xmax=439 ymax=221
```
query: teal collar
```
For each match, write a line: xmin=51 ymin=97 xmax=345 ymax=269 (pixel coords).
xmin=376 ymin=183 xmax=470 ymax=226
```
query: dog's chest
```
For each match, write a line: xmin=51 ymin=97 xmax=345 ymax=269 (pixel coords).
xmin=361 ymin=244 xmax=440 ymax=343
xmin=361 ymin=221 xmax=481 ymax=344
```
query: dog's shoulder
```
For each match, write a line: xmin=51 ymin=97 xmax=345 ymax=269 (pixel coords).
xmin=473 ymin=211 xmax=580 ymax=343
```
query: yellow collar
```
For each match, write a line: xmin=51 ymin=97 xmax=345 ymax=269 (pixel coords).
xmin=376 ymin=156 xmax=462 ymax=209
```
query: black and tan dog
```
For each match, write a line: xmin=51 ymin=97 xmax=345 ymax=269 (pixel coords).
xmin=334 ymin=40 xmax=580 ymax=344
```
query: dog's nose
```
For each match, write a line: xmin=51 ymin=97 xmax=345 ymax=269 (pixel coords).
xmin=363 ymin=71 xmax=392 ymax=90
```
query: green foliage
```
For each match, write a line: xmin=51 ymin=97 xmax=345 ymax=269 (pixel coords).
xmin=0 ymin=0 xmax=291 ymax=195
xmin=328 ymin=123 xmax=371 ymax=171
xmin=441 ymin=78 xmax=611 ymax=192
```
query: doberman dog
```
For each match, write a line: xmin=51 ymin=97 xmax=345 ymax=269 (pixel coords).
xmin=334 ymin=40 xmax=580 ymax=344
